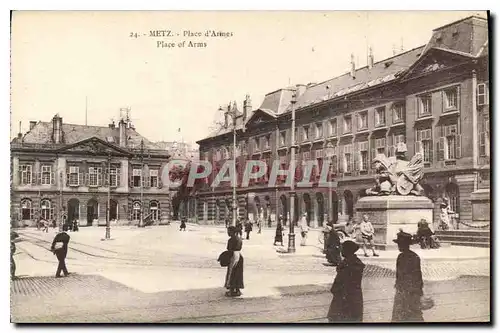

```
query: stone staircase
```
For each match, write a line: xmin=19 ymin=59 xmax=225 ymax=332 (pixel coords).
xmin=435 ymin=230 xmax=490 ymax=248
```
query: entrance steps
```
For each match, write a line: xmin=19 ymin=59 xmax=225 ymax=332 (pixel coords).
xmin=435 ymin=230 xmax=490 ymax=248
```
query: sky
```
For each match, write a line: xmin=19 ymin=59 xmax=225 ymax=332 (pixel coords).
xmin=10 ymin=10 xmax=487 ymax=146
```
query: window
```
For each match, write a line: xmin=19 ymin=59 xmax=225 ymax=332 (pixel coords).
xmin=150 ymin=201 xmax=160 ymax=221
xmin=21 ymin=199 xmax=33 ymax=220
xmin=479 ymin=115 xmax=490 ymax=157
xmin=132 ymin=168 xmax=142 ymax=187
xmin=359 ymin=141 xmax=369 ymax=171
xmin=418 ymin=94 xmax=432 ymax=116
xmin=263 ymin=135 xmax=270 ymax=150
xmin=279 ymin=131 xmax=286 ymax=146
xmin=89 ymin=167 xmax=102 ymax=187
xmin=358 ymin=112 xmax=368 ymax=130
xmin=303 ymin=126 xmax=310 ymax=141
xmin=20 ymin=164 xmax=32 ymax=185
xmin=315 ymin=123 xmax=323 ymax=139
xmin=343 ymin=116 xmax=352 ymax=134
xmin=221 ymin=147 xmax=229 ymax=160
xmin=343 ymin=144 xmax=352 ymax=173
xmin=150 ymin=169 xmax=159 ymax=188
xmin=109 ymin=168 xmax=118 ymax=187
xmin=375 ymin=138 xmax=386 ymax=155
xmin=203 ymin=152 xmax=209 ymax=161
xmin=253 ymin=138 xmax=259 ymax=151
xmin=40 ymin=199 xmax=54 ymax=220
xmin=68 ymin=166 xmax=79 ymax=186
xmin=477 ymin=83 xmax=489 ymax=106
xmin=375 ymin=107 xmax=386 ymax=126
xmin=392 ymin=103 xmax=405 ymax=123
xmin=132 ymin=201 xmax=141 ymax=221
xmin=328 ymin=118 xmax=337 ymax=137
xmin=444 ymin=87 xmax=458 ymax=110
xmin=443 ymin=125 xmax=458 ymax=160
xmin=416 ymin=129 xmax=432 ymax=163
xmin=41 ymin=165 xmax=52 ymax=185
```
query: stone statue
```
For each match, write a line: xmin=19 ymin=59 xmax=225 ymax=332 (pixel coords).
xmin=366 ymin=143 xmax=425 ymax=196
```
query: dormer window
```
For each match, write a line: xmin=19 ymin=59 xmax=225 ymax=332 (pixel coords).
xmin=302 ymin=126 xmax=310 ymax=141
xmin=435 ymin=31 xmax=443 ymax=43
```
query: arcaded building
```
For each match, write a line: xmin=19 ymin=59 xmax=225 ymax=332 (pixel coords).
xmin=194 ymin=16 xmax=490 ymax=232
xmin=10 ymin=115 xmax=172 ymax=227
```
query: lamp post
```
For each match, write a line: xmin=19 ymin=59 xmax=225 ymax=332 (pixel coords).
xmin=232 ymin=112 xmax=237 ymax=228
xmin=325 ymin=142 xmax=335 ymax=224
xmin=59 ymin=171 xmax=63 ymax=232
xmin=288 ymin=91 xmax=297 ymax=253
xmin=139 ymin=139 xmax=145 ymax=228
xmin=105 ymin=154 xmax=111 ymax=239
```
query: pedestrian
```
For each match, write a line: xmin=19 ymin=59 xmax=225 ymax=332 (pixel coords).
xmin=325 ymin=228 xmax=342 ymax=266
xmin=327 ymin=240 xmax=365 ymax=322
xmin=36 ymin=218 xmax=41 ymax=231
xmin=299 ymin=213 xmax=309 ymax=246
xmin=236 ymin=220 xmax=243 ymax=237
xmin=244 ymin=220 xmax=253 ymax=240
xmin=344 ymin=218 xmax=356 ymax=240
xmin=439 ymin=199 xmax=452 ymax=230
xmin=42 ymin=219 xmax=49 ymax=233
xmin=416 ymin=219 xmax=438 ymax=249
xmin=359 ymin=214 xmax=379 ymax=257
xmin=50 ymin=230 xmax=71 ymax=278
xmin=72 ymin=219 xmax=79 ymax=232
xmin=391 ymin=230 xmax=424 ymax=322
xmin=52 ymin=219 xmax=57 ymax=229
xmin=224 ymin=226 xmax=244 ymax=297
xmin=180 ymin=217 xmax=187 ymax=231
xmin=11 ymin=231 xmax=20 ymax=280
xmin=274 ymin=217 xmax=284 ymax=246
xmin=257 ymin=219 xmax=262 ymax=234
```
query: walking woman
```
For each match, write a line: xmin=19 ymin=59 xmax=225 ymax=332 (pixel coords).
xmin=224 ymin=226 xmax=244 ymax=297
xmin=325 ymin=228 xmax=342 ymax=266
xmin=274 ymin=217 xmax=284 ymax=246
xmin=392 ymin=231 xmax=424 ymax=322
xmin=327 ymin=240 xmax=365 ymax=322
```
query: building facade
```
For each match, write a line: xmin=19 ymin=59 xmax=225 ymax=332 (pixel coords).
xmin=11 ymin=115 xmax=172 ymax=227
xmin=195 ymin=16 xmax=490 ymax=230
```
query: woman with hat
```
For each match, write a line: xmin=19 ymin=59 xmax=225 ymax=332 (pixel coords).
xmin=392 ymin=230 xmax=424 ymax=322
xmin=327 ymin=240 xmax=365 ymax=322
xmin=223 ymin=226 xmax=244 ymax=297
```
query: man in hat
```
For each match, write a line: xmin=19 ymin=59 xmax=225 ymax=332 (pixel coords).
xmin=299 ymin=212 xmax=309 ymax=246
xmin=327 ymin=240 xmax=365 ymax=322
xmin=51 ymin=230 xmax=71 ymax=278
xmin=392 ymin=230 xmax=424 ymax=322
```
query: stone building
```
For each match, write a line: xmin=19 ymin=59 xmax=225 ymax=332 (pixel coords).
xmin=194 ymin=16 xmax=490 ymax=231
xmin=10 ymin=115 xmax=172 ymax=227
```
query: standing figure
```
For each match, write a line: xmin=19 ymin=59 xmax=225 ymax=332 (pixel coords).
xmin=51 ymin=230 xmax=71 ymax=278
xmin=359 ymin=214 xmax=379 ymax=257
xmin=72 ymin=219 xmax=79 ymax=232
xmin=257 ymin=219 xmax=262 ymax=234
xmin=180 ymin=217 xmax=187 ymax=231
xmin=11 ymin=231 xmax=20 ymax=280
xmin=224 ymin=226 xmax=244 ymax=297
xmin=325 ymin=228 xmax=342 ymax=266
xmin=392 ymin=231 xmax=424 ymax=322
xmin=244 ymin=221 xmax=253 ymax=240
xmin=274 ymin=218 xmax=284 ymax=246
xmin=299 ymin=213 xmax=309 ymax=246
xmin=236 ymin=220 xmax=243 ymax=237
xmin=439 ymin=199 xmax=452 ymax=230
xmin=327 ymin=240 xmax=365 ymax=322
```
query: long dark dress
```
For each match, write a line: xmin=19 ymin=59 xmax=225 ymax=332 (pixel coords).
xmin=224 ymin=235 xmax=244 ymax=290
xmin=326 ymin=231 xmax=341 ymax=265
xmin=392 ymin=250 xmax=424 ymax=322
xmin=274 ymin=224 xmax=283 ymax=243
xmin=327 ymin=255 xmax=365 ymax=322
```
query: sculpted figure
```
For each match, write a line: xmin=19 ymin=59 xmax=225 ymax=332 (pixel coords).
xmin=365 ymin=143 xmax=425 ymax=196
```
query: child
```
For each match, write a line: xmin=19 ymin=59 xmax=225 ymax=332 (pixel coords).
xmin=359 ymin=214 xmax=379 ymax=257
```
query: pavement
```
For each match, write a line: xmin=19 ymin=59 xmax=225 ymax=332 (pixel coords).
xmin=10 ymin=223 xmax=491 ymax=323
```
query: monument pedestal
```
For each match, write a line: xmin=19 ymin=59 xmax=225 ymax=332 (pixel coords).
xmin=355 ymin=195 xmax=434 ymax=250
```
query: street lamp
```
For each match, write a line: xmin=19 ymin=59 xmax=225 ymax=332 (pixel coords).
xmin=105 ymin=154 xmax=111 ymax=239
xmin=231 ymin=110 xmax=237 ymax=228
xmin=288 ymin=91 xmax=298 ymax=253
xmin=139 ymin=139 xmax=145 ymax=228
xmin=59 ymin=171 xmax=63 ymax=232
xmin=325 ymin=142 xmax=336 ymax=224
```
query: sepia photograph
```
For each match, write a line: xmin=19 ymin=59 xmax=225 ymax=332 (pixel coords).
xmin=9 ymin=10 xmax=491 ymax=324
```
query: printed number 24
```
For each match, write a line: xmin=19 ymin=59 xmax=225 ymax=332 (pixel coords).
xmin=130 ymin=32 xmax=139 ymax=38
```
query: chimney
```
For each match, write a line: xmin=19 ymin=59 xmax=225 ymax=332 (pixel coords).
xmin=295 ymin=84 xmax=307 ymax=98
xmin=29 ymin=121 xmax=37 ymax=130
xmin=350 ymin=54 xmax=356 ymax=78
xmin=17 ymin=121 xmax=23 ymax=142
xmin=108 ymin=121 xmax=115 ymax=129
xmin=118 ymin=119 xmax=127 ymax=147
xmin=368 ymin=47 xmax=374 ymax=70
xmin=52 ymin=114 xmax=63 ymax=144
xmin=243 ymin=95 xmax=252 ymax=122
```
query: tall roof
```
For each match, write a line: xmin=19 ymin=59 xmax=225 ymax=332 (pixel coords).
xmin=18 ymin=120 xmax=162 ymax=150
